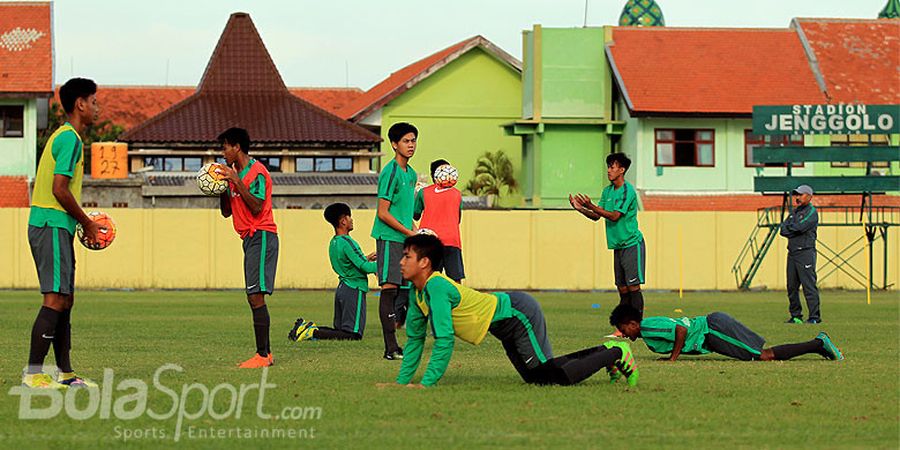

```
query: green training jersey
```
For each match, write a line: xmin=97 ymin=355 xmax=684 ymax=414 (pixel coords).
xmin=396 ymin=272 xmax=511 ymax=387
xmin=29 ymin=123 xmax=83 ymax=234
xmin=640 ymin=316 xmax=710 ymax=355
xmin=598 ymin=180 xmax=643 ymax=249
xmin=371 ymin=159 xmax=417 ymax=243
xmin=328 ymin=235 xmax=376 ymax=292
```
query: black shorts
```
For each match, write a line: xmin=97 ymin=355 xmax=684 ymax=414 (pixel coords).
xmin=376 ymin=239 xmax=405 ymax=286
xmin=243 ymin=230 xmax=278 ymax=295
xmin=28 ymin=226 xmax=76 ymax=295
xmin=442 ymin=246 xmax=465 ymax=282
xmin=333 ymin=282 xmax=366 ymax=336
xmin=489 ymin=292 xmax=553 ymax=370
xmin=614 ymin=239 xmax=646 ymax=287
xmin=703 ymin=312 xmax=766 ymax=361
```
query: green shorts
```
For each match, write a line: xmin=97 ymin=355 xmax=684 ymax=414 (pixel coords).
xmin=28 ymin=225 xmax=76 ymax=295
xmin=243 ymin=230 xmax=278 ymax=295
xmin=376 ymin=239 xmax=405 ymax=286
xmin=334 ymin=282 xmax=366 ymax=336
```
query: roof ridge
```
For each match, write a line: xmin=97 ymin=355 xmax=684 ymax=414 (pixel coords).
xmin=614 ymin=26 xmax=792 ymax=32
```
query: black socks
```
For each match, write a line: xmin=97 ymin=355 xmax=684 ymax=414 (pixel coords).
xmin=52 ymin=309 xmax=73 ymax=373
xmin=771 ymin=339 xmax=825 ymax=360
xmin=313 ymin=327 xmax=362 ymax=341
xmin=379 ymin=288 xmax=400 ymax=353
xmin=251 ymin=304 xmax=271 ymax=357
xmin=28 ymin=306 xmax=61 ymax=374
xmin=630 ymin=291 xmax=645 ymax=317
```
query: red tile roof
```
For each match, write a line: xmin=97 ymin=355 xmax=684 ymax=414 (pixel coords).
xmin=0 ymin=176 xmax=30 ymax=207
xmin=87 ymin=86 xmax=362 ymax=131
xmin=793 ymin=18 xmax=900 ymax=104
xmin=340 ymin=35 xmax=521 ymax=121
xmin=607 ymin=27 xmax=826 ymax=115
xmin=121 ymin=13 xmax=379 ymax=147
xmin=0 ymin=2 xmax=52 ymax=94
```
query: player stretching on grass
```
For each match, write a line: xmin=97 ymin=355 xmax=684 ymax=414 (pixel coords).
xmin=290 ymin=203 xmax=376 ymax=342
xmin=570 ymin=153 xmax=646 ymax=320
xmin=217 ymin=127 xmax=279 ymax=368
xmin=609 ymin=304 xmax=843 ymax=362
xmin=384 ymin=234 xmax=638 ymax=388
xmin=23 ymin=78 xmax=103 ymax=389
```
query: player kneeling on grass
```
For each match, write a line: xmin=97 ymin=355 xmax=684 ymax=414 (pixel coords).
xmin=386 ymin=234 xmax=638 ymax=388
xmin=609 ymin=304 xmax=843 ymax=362
xmin=290 ymin=203 xmax=376 ymax=342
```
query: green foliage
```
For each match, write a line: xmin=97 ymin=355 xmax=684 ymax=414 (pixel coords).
xmin=464 ymin=150 xmax=519 ymax=197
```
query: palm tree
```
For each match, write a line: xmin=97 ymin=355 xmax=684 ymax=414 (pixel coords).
xmin=464 ymin=151 xmax=518 ymax=201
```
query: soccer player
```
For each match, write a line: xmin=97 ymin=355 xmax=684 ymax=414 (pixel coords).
xmin=389 ymin=234 xmax=638 ymax=388
xmin=23 ymin=78 xmax=103 ymax=389
xmin=371 ymin=122 xmax=419 ymax=360
xmin=289 ymin=203 xmax=376 ymax=342
xmin=216 ymin=127 xmax=279 ymax=368
xmin=609 ymin=304 xmax=843 ymax=362
xmin=414 ymin=159 xmax=464 ymax=282
xmin=780 ymin=185 xmax=820 ymax=324
xmin=570 ymin=153 xmax=646 ymax=318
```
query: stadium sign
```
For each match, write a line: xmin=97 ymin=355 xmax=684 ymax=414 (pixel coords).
xmin=752 ymin=104 xmax=900 ymax=135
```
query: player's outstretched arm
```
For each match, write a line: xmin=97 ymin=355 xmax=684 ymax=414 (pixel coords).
xmin=569 ymin=194 xmax=601 ymax=221
xmin=343 ymin=239 xmax=377 ymax=274
xmin=396 ymin=305 xmax=428 ymax=384
xmin=669 ymin=325 xmax=688 ymax=361
xmin=419 ymin=294 xmax=456 ymax=387
xmin=377 ymin=198 xmax=415 ymax=237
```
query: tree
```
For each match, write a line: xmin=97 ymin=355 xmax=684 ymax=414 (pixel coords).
xmin=36 ymin=101 xmax=125 ymax=174
xmin=464 ymin=150 xmax=518 ymax=198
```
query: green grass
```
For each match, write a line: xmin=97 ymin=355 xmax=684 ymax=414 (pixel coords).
xmin=0 ymin=289 xmax=897 ymax=449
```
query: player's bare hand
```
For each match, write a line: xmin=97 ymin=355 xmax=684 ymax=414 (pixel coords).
xmin=568 ymin=194 xmax=581 ymax=209
xmin=575 ymin=193 xmax=593 ymax=207
xmin=82 ymin=219 xmax=102 ymax=243
xmin=367 ymin=252 xmax=377 ymax=261
xmin=215 ymin=164 xmax=240 ymax=184
xmin=376 ymin=382 xmax=403 ymax=389
xmin=405 ymin=383 xmax=425 ymax=389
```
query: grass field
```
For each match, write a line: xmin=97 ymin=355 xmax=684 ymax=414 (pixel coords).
xmin=0 ymin=289 xmax=897 ymax=449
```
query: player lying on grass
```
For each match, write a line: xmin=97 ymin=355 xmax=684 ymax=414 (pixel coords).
xmin=385 ymin=234 xmax=638 ymax=388
xmin=609 ymin=305 xmax=843 ymax=362
xmin=289 ymin=203 xmax=376 ymax=342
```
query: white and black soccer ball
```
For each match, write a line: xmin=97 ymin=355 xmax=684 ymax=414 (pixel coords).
xmin=433 ymin=164 xmax=458 ymax=189
xmin=197 ymin=162 xmax=228 ymax=196
xmin=417 ymin=228 xmax=439 ymax=238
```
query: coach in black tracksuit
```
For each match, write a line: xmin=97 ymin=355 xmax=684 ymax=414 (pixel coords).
xmin=780 ymin=184 xmax=820 ymax=324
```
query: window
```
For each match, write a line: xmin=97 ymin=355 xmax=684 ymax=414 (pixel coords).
xmin=0 ymin=105 xmax=25 ymax=137
xmin=296 ymin=157 xmax=353 ymax=173
xmin=143 ymin=157 xmax=203 ymax=172
xmin=257 ymin=157 xmax=282 ymax=172
xmin=654 ymin=129 xmax=715 ymax=167
xmin=830 ymin=135 xmax=890 ymax=168
xmin=744 ymin=131 xmax=804 ymax=167
xmin=315 ymin=158 xmax=333 ymax=172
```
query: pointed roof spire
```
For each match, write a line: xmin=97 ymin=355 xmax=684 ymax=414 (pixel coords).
xmin=879 ymin=0 xmax=900 ymax=18
xmin=619 ymin=0 xmax=666 ymax=27
xmin=122 ymin=13 xmax=380 ymax=147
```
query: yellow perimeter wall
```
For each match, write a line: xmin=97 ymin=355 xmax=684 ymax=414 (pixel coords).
xmin=1 ymin=209 xmax=896 ymax=291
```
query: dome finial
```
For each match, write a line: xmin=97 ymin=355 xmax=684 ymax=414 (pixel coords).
xmin=619 ymin=0 xmax=665 ymax=27
xmin=879 ymin=0 xmax=900 ymax=19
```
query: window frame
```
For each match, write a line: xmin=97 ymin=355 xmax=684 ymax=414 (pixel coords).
xmin=743 ymin=130 xmax=805 ymax=168
xmin=0 ymin=104 xmax=25 ymax=138
xmin=654 ymin=128 xmax=716 ymax=167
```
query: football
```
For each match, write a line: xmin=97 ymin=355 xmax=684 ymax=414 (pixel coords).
xmin=433 ymin=164 xmax=459 ymax=189
xmin=417 ymin=228 xmax=438 ymax=237
xmin=76 ymin=211 xmax=117 ymax=250
xmin=197 ymin=162 xmax=229 ymax=196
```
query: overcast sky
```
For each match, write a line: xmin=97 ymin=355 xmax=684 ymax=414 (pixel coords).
xmin=9 ymin=0 xmax=891 ymax=89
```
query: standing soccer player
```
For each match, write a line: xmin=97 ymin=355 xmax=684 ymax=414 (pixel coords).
xmin=23 ymin=78 xmax=103 ymax=389
xmin=216 ymin=128 xmax=279 ymax=368
xmin=414 ymin=159 xmax=465 ymax=282
xmin=371 ymin=122 xmax=419 ymax=360
xmin=780 ymin=185 xmax=820 ymax=324
xmin=570 ymin=153 xmax=646 ymax=317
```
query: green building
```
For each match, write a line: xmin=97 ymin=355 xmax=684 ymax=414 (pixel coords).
xmin=340 ymin=36 xmax=523 ymax=206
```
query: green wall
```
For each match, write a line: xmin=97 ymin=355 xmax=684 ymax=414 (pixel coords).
xmin=539 ymin=27 xmax=609 ymax=119
xmin=526 ymin=124 xmax=609 ymax=208
xmin=0 ymin=98 xmax=37 ymax=178
xmin=378 ymin=48 xmax=522 ymax=206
